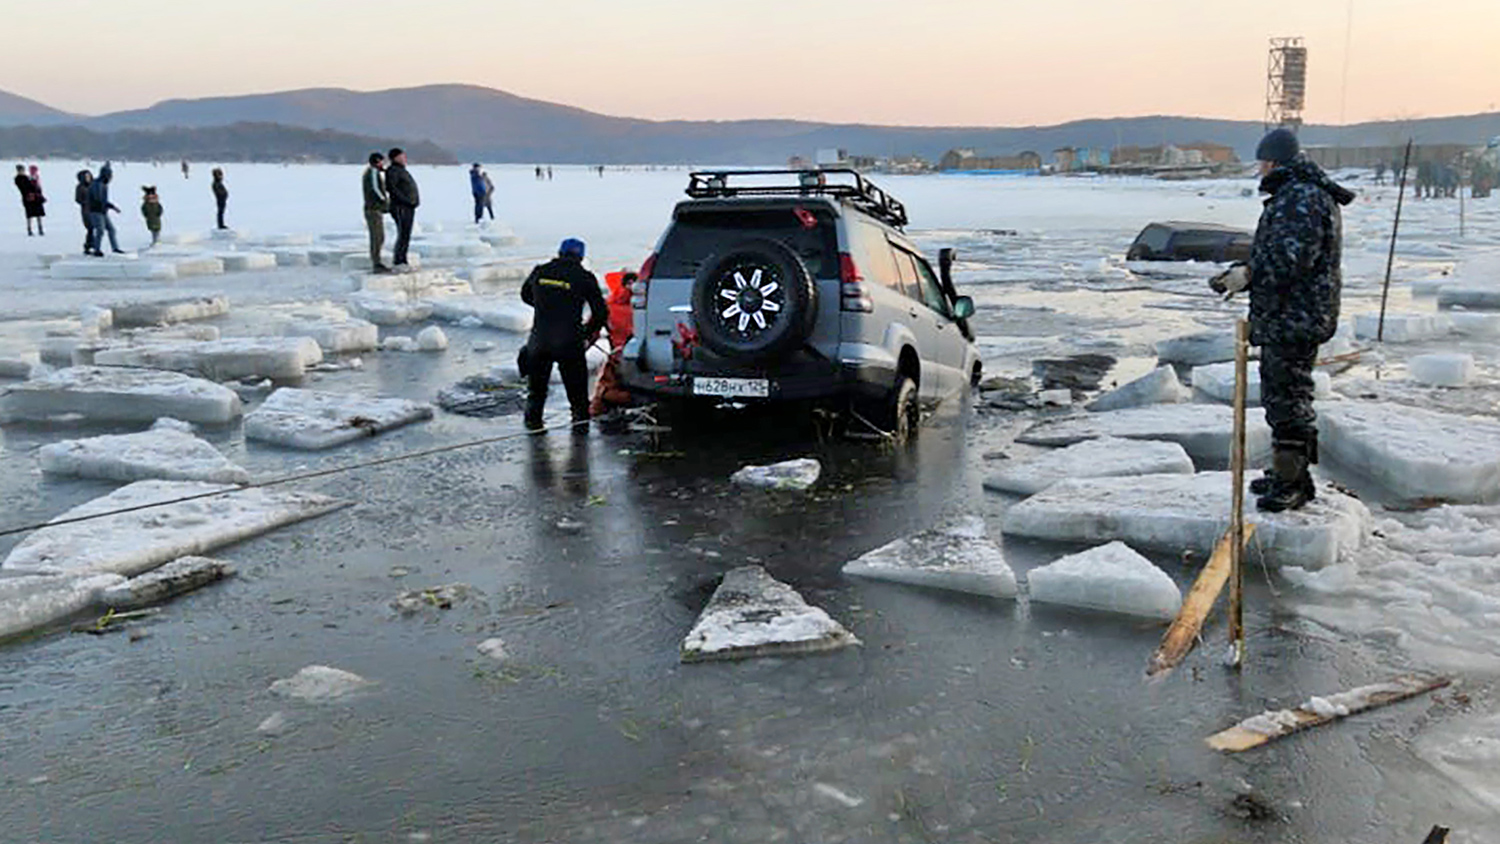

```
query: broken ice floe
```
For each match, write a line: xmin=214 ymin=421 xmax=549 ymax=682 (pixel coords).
xmin=681 ymin=566 xmax=859 ymax=662
xmin=51 ymin=258 xmax=176 ymax=281
xmin=39 ymin=419 xmax=250 ymax=484
xmin=0 ymin=366 xmax=243 ymax=425
xmin=416 ymin=326 xmax=448 ymax=351
xmin=842 ymin=514 xmax=1018 ymax=598
xmin=428 ymin=297 xmax=534 ymax=333
xmin=269 ymin=665 xmax=372 ymax=703
xmin=1026 ymin=541 xmax=1182 ymax=621
xmin=0 ymin=573 xmax=125 ymax=641
xmin=1448 ymin=312 xmax=1500 ymax=338
xmin=730 ymin=458 xmax=821 ymax=491
xmin=1016 ymin=404 xmax=1271 ymax=470
xmin=983 ymin=437 xmax=1194 ymax=496
xmin=1155 ymin=331 xmax=1237 ymax=367
xmin=1407 ymin=353 xmax=1474 ymax=388
xmin=111 ymin=296 xmax=230 ymax=328
xmin=2 ymin=480 xmax=347 ymax=577
xmin=0 ymin=355 xmax=37 ymax=380
xmin=93 ymin=337 xmax=323 ymax=382
xmin=1438 ymin=286 xmax=1500 ymax=311
xmin=1318 ymin=401 xmax=1500 ymax=502
xmin=244 ymin=387 xmax=434 ymax=450
xmin=98 ymin=556 xmax=234 ymax=611
xmin=1190 ymin=362 xmax=1332 ymax=406
xmin=347 ymin=291 xmax=434 ymax=326
xmin=215 ymin=252 xmax=277 ymax=272
xmin=277 ymin=317 xmax=379 ymax=354
xmin=1353 ymin=312 xmax=1446 ymax=343
xmin=1002 ymin=472 xmax=1369 ymax=570
xmin=476 ymin=638 xmax=510 ymax=661
xmin=1085 ymin=366 xmax=1187 ymax=412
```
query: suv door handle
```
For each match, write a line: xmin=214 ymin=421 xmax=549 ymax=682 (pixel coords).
xmin=908 ymin=308 xmax=919 ymax=319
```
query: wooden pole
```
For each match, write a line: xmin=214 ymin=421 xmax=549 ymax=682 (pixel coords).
xmin=1147 ymin=525 xmax=1256 ymax=677
xmin=1379 ymin=139 xmax=1414 ymax=342
xmin=1228 ymin=319 xmax=1249 ymax=669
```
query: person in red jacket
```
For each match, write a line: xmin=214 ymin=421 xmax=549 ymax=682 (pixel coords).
xmin=589 ymin=269 xmax=638 ymax=416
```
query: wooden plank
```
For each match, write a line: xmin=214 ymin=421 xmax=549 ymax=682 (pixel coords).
xmin=1146 ymin=523 xmax=1256 ymax=677
xmin=1228 ymin=319 xmax=1249 ymax=668
xmin=1206 ymin=675 xmax=1451 ymax=753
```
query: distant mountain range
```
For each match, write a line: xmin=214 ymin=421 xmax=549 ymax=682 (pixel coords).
xmin=0 ymin=122 xmax=455 ymax=165
xmin=3 ymin=84 xmax=1498 ymax=165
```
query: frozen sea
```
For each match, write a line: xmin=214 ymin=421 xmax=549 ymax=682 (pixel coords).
xmin=2 ymin=162 xmax=1500 ymax=842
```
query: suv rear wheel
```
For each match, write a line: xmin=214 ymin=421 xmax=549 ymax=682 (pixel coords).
xmin=691 ymin=238 xmax=817 ymax=363
xmin=885 ymin=375 xmax=919 ymax=445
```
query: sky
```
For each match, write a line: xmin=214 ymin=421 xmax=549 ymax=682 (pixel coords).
xmin=8 ymin=0 xmax=1499 ymax=127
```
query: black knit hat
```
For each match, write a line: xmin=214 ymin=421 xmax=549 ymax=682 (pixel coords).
xmin=388 ymin=147 xmax=404 ymax=161
xmin=1256 ymin=128 xmax=1301 ymax=164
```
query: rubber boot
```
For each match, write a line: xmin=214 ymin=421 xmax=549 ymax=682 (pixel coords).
xmin=1257 ymin=442 xmax=1313 ymax=513
xmin=524 ymin=398 xmax=545 ymax=434
xmin=1249 ymin=469 xmax=1278 ymax=496
xmin=570 ymin=407 xmax=591 ymax=436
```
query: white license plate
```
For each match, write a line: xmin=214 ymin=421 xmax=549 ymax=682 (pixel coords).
xmin=693 ymin=377 xmax=770 ymax=398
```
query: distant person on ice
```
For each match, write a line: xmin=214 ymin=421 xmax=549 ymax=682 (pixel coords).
xmin=85 ymin=162 xmax=124 ymax=255
xmin=384 ymin=147 xmax=420 ymax=271
xmin=1210 ymin=128 xmax=1353 ymax=512
xmin=520 ymin=237 xmax=607 ymax=433
xmin=74 ymin=170 xmax=93 ymax=253
xmin=140 ymin=186 xmax=163 ymax=246
xmin=181 ymin=159 xmax=190 ymax=179
xmin=14 ymin=164 xmax=44 ymax=236
xmin=211 ymin=168 xmax=229 ymax=229
xmin=482 ymin=169 xmax=495 ymax=221
xmin=362 ymin=151 xmax=391 ymax=273
xmin=470 ymin=163 xmax=487 ymax=224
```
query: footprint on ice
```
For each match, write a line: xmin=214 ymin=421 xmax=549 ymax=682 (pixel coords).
xmin=1026 ymin=541 xmax=1182 ymax=621
xmin=269 ymin=665 xmax=372 ymax=703
xmin=842 ymin=514 xmax=1018 ymax=598
xmin=681 ymin=566 xmax=858 ymax=662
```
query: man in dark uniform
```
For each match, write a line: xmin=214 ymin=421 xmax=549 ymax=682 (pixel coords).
xmin=521 ymin=238 xmax=607 ymax=433
xmin=384 ymin=148 xmax=420 ymax=270
xmin=1212 ymin=128 xmax=1354 ymax=512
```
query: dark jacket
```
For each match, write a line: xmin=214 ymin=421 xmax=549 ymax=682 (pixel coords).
xmin=521 ymin=255 xmax=607 ymax=356
xmin=74 ymin=171 xmax=90 ymax=208
xmin=386 ymin=162 xmax=420 ymax=209
xmin=362 ymin=165 xmax=388 ymax=211
xmin=212 ymin=177 xmax=228 ymax=202
xmin=15 ymin=174 xmax=43 ymax=216
xmin=470 ymin=168 xmax=486 ymax=197
xmin=142 ymin=196 xmax=163 ymax=231
xmin=86 ymin=164 xmax=118 ymax=214
xmin=1248 ymin=157 xmax=1355 ymax=348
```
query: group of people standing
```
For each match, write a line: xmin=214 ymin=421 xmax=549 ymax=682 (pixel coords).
xmin=361 ymin=148 xmax=421 ymax=273
xmin=13 ymin=164 xmax=45 ymax=235
xmin=15 ymin=160 xmax=230 ymax=254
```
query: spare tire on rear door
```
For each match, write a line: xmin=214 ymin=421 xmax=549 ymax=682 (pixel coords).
xmin=691 ymin=238 xmax=817 ymax=363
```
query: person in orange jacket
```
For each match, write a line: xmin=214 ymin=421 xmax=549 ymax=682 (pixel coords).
xmin=590 ymin=269 xmax=638 ymax=416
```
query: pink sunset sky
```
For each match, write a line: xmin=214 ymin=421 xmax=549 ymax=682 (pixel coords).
xmin=10 ymin=0 xmax=1497 ymax=125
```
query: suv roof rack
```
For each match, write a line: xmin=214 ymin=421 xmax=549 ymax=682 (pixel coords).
xmin=685 ymin=168 xmax=909 ymax=229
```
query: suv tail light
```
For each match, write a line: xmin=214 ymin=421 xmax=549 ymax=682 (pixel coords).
xmin=632 ymin=253 xmax=656 ymax=309
xmin=839 ymin=252 xmax=873 ymax=313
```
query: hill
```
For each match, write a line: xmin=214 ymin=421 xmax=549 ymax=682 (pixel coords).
xmin=0 ymin=89 xmax=75 ymax=125
xmin=0 ymin=122 xmax=456 ymax=164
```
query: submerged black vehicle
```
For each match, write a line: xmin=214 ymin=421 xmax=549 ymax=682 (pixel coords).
xmin=1127 ymin=221 xmax=1252 ymax=263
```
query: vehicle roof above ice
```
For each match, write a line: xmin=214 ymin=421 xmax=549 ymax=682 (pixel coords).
xmin=683 ymin=168 xmax=909 ymax=230
xmin=1144 ymin=221 xmax=1250 ymax=234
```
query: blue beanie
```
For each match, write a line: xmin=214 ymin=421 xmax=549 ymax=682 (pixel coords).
xmin=1256 ymin=128 xmax=1301 ymax=164
xmin=559 ymin=237 xmax=586 ymax=258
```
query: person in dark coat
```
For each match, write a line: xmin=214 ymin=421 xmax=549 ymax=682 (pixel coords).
xmin=85 ymin=162 xmax=123 ymax=255
xmin=469 ymin=163 xmax=486 ymax=224
xmin=211 ymin=168 xmax=228 ymax=229
xmin=521 ymin=238 xmax=607 ymax=432
xmin=1211 ymin=128 xmax=1354 ymax=512
xmin=362 ymin=152 xmax=390 ymax=273
xmin=384 ymin=148 xmax=420 ymax=270
xmin=74 ymin=170 xmax=93 ymax=253
xmin=14 ymin=164 xmax=45 ymax=236
xmin=141 ymin=186 xmax=163 ymax=246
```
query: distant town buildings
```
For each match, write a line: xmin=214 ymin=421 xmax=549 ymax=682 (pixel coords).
xmin=938 ymin=148 xmax=1044 ymax=172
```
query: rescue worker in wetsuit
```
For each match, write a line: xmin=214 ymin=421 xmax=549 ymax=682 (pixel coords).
xmin=521 ymin=238 xmax=607 ymax=433
xmin=1210 ymin=128 xmax=1354 ymax=512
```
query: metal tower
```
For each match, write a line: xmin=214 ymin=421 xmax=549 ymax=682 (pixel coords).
xmin=1265 ymin=37 xmax=1308 ymax=132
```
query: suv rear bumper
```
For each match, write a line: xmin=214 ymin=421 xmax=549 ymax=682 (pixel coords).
xmin=619 ymin=350 xmax=896 ymax=404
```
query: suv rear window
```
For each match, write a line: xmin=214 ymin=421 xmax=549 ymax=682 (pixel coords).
xmin=656 ymin=208 xmax=840 ymax=280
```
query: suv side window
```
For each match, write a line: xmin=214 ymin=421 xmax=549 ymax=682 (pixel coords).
xmin=854 ymin=222 xmax=904 ymax=294
xmin=912 ymin=254 xmax=951 ymax=317
xmin=890 ymin=245 xmax=918 ymax=294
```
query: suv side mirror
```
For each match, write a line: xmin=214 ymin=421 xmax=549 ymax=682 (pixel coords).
xmin=952 ymin=296 xmax=975 ymax=320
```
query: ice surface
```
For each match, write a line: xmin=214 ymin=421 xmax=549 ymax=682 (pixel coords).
xmin=0 ymin=573 xmax=124 ymax=641
xmin=730 ymin=458 xmax=821 ymax=491
xmin=842 ymin=514 xmax=1018 ymax=598
xmin=1016 ymin=404 xmax=1272 ymax=470
xmin=416 ymin=326 xmax=449 ymax=351
xmin=1408 ymin=353 xmax=1475 ymax=387
xmin=1190 ymin=362 xmax=1332 ymax=406
xmin=983 ymin=437 xmax=1194 ymax=496
xmin=1026 ymin=541 xmax=1182 ymax=620
xmin=1319 ymin=401 xmax=1500 ymax=502
xmin=278 ymin=317 xmax=379 ymax=354
xmin=1002 ymin=472 xmax=1370 ymax=569
xmin=39 ymin=419 xmax=250 ymax=484
xmin=111 ymin=296 xmax=231 ymax=328
xmin=269 ymin=665 xmax=372 ymax=703
xmin=51 ymin=259 xmax=177 ymax=281
xmin=244 ymin=387 xmax=434 ymax=450
xmin=681 ymin=566 xmax=859 ymax=662
xmin=1416 ymin=714 xmax=1500 ymax=812
xmin=216 ymin=252 xmax=277 ymax=272
xmin=1155 ymin=331 xmax=1237 ymax=366
xmin=428 ymin=297 xmax=534 ymax=333
xmin=2 ymin=480 xmax=347 ymax=576
xmin=1438 ymin=286 xmax=1500 ymax=311
xmin=347 ymin=291 xmax=434 ymax=326
xmin=93 ymin=337 xmax=323 ymax=382
xmin=273 ymin=249 xmax=310 ymax=267
xmin=98 ymin=556 xmax=234 ymax=610
xmin=380 ymin=336 xmax=418 ymax=352
xmin=1085 ymin=366 xmax=1187 ymax=412
xmin=1354 ymin=312 xmax=1445 ymax=343
xmin=0 ymin=366 xmax=242 ymax=425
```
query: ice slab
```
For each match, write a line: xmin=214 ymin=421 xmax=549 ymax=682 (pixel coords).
xmin=269 ymin=665 xmax=372 ymax=703
xmin=216 ymin=252 xmax=277 ymax=272
xmin=2 ymin=480 xmax=347 ymax=576
xmin=0 ymin=366 xmax=242 ymax=425
xmin=357 ymin=270 xmax=467 ymax=297
xmin=273 ymin=249 xmax=310 ymax=267
xmin=307 ymin=247 xmax=362 ymax=266
xmin=256 ymin=233 xmax=315 ymax=247
xmin=0 ymin=573 xmax=124 ymax=641
xmin=1002 ymin=472 xmax=1370 ymax=570
xmin=51 ymin=260 xmax=177 ymax=281
xmin=347 ymin=291 xmax=434 ymax=326
xmin=1448 ymin=312 xmax=1500 ymax=338
xmin=730 ymin=458 xmax=821 ymax=491
xmin=1319 ymin=401 xmax=1500 ymax=502
xmin=244 ymin=387 xmax=434 ymax=450
xmin=681 ymin=566 xmax=859 ymax=662
xmin=380 ymin=336 xmax=417 ymax=352
xmin=416 ymin=326 xmax=448 ymax=351
xmin=1408 ymin=353 xmax=1474 ymax=387
xmin=1354 ymin=312 xmax=1445 ymax=343
xmin=1190 ymin=362 xmax=1332 ymax=406
xmin=39 ymin=420 xmax=250 ymax=484
xmin=1016 ymin=404 xmax=1272 ymax=470
xmin=983 ymin=437 xmax=1194 ymax=496
xmin=171 ymin=256 xmax=226 ymax=277
xmin=1438 ymin=286 xmax=1500 ymax=310
xmin=99 ymin=556 xmax=234 ymax=610
xmin=278 ymin=317 xmax=379 ymax=354
xmin=412 ymin=241 xmax=492 ymax=259
xmin=842 ymin=514 xmax=1018 ymax=598
xmin=112 ymin=296 xmax=230 ymax=328
xmin=0 ymin=356 xmax=36 ymax=379
xmin=1085 ymin=366 xmax=1187 ymax=412
xmin=428 ymin=297 xmax=534 ymax=333
xmin=94 ymin=337 xmax=323 ymax=382
xmin=1155 ymin=331 xmax=1237 ymax=366
xmin=1026 ymin=541 xmax=1182 ymax=620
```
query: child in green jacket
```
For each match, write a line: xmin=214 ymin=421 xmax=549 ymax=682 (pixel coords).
xmin=141 ymin=186 xmax=163 ymax=245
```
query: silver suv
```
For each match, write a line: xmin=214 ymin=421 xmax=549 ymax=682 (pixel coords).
xmin=618 ymin=169 xmax=981 ymax=441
